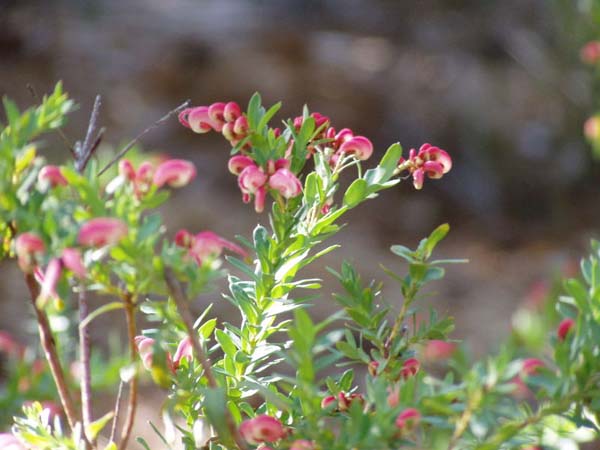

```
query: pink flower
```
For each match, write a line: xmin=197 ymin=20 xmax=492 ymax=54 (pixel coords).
xmin=172 ymin=337 xmax=193 ymax=370
xmin=521 ymin=358 xmax=544 ymax=377
xmin=238 ymin=165 xmax=268 ymax=194
xmin=399 ymin=143 xmax=452 ymax=190
xmin=118 ymin=159 xmax=136 ymax=181
xmin=134 ymin=161 xmax=155 ymax=196
xmin=223 ymin=101 xmax=242 ymax=123
xmin=368 ymin=360 xmax=379 ymax=376
xmin=239 ymin=415 xmax=286 ymax=445
xmin=233 ymin=116 xmax=249 ymax=137
xmin=193 ymin=231 xmax=247 ymax=261
xmin=38 ymin=258 xmax=62 ymax=307
xmin=395 ymin=408 xmax=420 ymax=430
xmin=584 ymin=115 xmax=600 ymax=141
xmin=338 ymin=136 xmax=374 ymax=160
xmin=228 ymin=155 xmax=255 ymax=175
xmin=400 ymin=358 xmax=420 ymax=379
xmin=321 ymin=395 xmax=336 ymax=410
xmin=15 ymin=232 xmax=45 ymax=273
xmin=185 ymin=107 xmax=213 ymax=134
xmin=78 ymin=218 xmax=128 ymax=247
xmin=581 ymin=41 xmax=600 ymax=64
xmin=290 ymin=440 xmax=315 ymax=450
xmin=337 ymin=392 xmax=364 ymax=411
xmin=38 ymin=165 xmax=67 ymax=187
xmin=153 ymin=159 xmax=197 ymax=188
xmin=208 ymin=102 xmax=227 ymax=132
xmin=0 ymin=433 xmax=26 ymax=450
xmin=423 ymin=340 xmax=456 ymax=361
xmin=61 ymin=248 xmax=86 ymax=278
xmin=254 ymin=186 xmax=267 ymax=213
xmin=268 ymin=168 xmax=303 ymax=198
xmin=557 ymin=318 xmax=575 ymax=341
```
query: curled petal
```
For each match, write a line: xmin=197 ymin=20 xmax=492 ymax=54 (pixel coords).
xmin=135 ymin=161 xmax=155 ymax=195
xmin=418 ymin=143 xmax=452 ymax=173
xmin=395 ymin=408 xmax=420 ymax=430
xmin=38 ymin=258 xmax=62 ymax=307
xmin=38 ymin=165 xmax=67 ymax=187
xmin=153 ymin=159 xmax=197 ymax=188
xmin=233 ymin=116 xmax=249 ymax=137
xmin=15 ymin=233 xmax=45 ymax=273
xmin=208 ymin=102 xmax=226 ymax=132
xmin=325 ymin=126 xmax=337 ymax=140
xmin=274 ymin=158 xmax=290 ymax=171
xmin=78 ymin=218 xmax=128 ymax=247
xmin=521 ymin=358 xmax=544 ymax=377
xmin=335 ymin=128 xmax=354 ymax=146
xmin=61 ymin=248 xmax=86 ymax=278
xmin=321 ymin=395 xmax=336 ymax=410
xmin=187 ymin=106 xmax=213 ymax=133
xmin=135 ymin=336 xmax=155 ymax=370
xmin=400 ymin=358 xmax=420 ymax=379
xmin=224 ymin=101 xmax=242 ymax=123
xmin=311 ymin=112 xmax=330 ymax=129
xmin=228 ymin=155 xmax=254 ymax=175
xmin=178 ymin=108 xmax=192 ymax=128
xmin=173 ymin=337 xmax=193 ymax=369
xmin=254 ymin=186 xmax=266 ymax=213
xmin=338 ymin=136 xmax=373 ymax=160
xmin=238 ymin=165 xmax=268 ymax=194
xmin=423 ymin=160 xmax=445 ymax=179
xmin=412 ymin=168 xmax=425 ymax=190
xmin=192 ymin=231 xmax=247 ymax=263
xmin=557 ymin=318 xmax=575 ymax=341
xmin=174 ymin=229 xmax=194 ymax=248
xmin=222 ymin=122 xmax=238 ymax=142
xmin=268 ymin=168 xmax=302 ymax=199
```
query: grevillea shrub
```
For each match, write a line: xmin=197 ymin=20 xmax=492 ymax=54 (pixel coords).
xmin=0 ymin=85 xmax=599 ymax=450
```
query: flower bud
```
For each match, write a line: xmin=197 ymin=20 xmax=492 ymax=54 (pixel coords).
xmin=207 ymin=102 xmax=227 ymax=132
xmin=78 ymin=218 xmax=128 ymax=247
xmin=153 ymin=159 xmax=197 ymax=188
xmin=233 ymin=116 xmax=249 ymax=137
xmin=172 ymin=337 xmax=193 ymax=370
xmin=395 ymin=408 xmax=420 ymax=430
xmin=239 ymin=415 xmax=286 ymax=445
xmin=254 ymin=186 xmax=267 ymax=213
xmin=38 ymin=258 xmax=62 ymax=308
xmin=228 ymin=155 xmax=254 ymax=175
xmin=238 ymin=165 xmax=268 ymax=194
xmin=321 ymin=395 xmax=336 ymax=410
xmin=557 ymin=318 xmax=575 ymax=341
xmin=368 ymin=360 xmax=379 ymax=376
xmin=15 ymin=232 xmax=45 ymax=273
xmin=118 ymin=159 xmax=136 ymax=181
xmin=423 ymin=340 xmax=456 ymax=361
xmin=223 ymin=102 xmax=242 ymax=123
xmin=268 ymin=168 xmax=303 ymax=199
xmin=174 ymin=229 xmax=195 ymax=248
xmin=38 ymin=165 xmax=67 ymax=187
xmin=400 ymin=358 xmax=420 ymax=379
xmin=521 ymin=358 xmax=544 ymax=377
xmin=135 ymin=336 xmax=156 ymax=370
xmin=338 ymin=136 xmax=373 ymax=160
xmin=187 ymin=106 xmax=214 ymax=133
xmin=192 ymin=231 xmax=247 ymax=263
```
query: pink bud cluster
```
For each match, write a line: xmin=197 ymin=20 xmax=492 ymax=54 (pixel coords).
xmin=325 ymin=127 xmax=374 ymax=163
xmin=239 ymin=414 xmax=287 ymax=445
xmin=398 ymin=143 xmax=452 ymax=190
xmin=395 ymin=408 xmax=421 ymax=431
xmin=321 ymin=392 xmax=365 ymax=412
xmin=135 ymin=335 xmax=193 ymax=373
xmin=229 ymin=155 xmax=302 ymax=212
xmin=119 ymin=158 xmax=196 ymax=197
xmin=179 ymin=101 xmax=248 ymax=146
xmin=174 ymin=229 xmax=247 ymax=265
xmin=367 ymin=357 xmax=421 ymax=380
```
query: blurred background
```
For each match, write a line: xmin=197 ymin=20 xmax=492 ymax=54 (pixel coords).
xmin=1 ymin=0 xmax=599 ymax=445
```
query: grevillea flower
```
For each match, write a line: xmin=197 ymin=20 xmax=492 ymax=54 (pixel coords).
xmin=521 ymin=358 xmax=544 ymax=377
xmin=78 ymin=218 xmax=128 ymax=247
xmin=61 ymin=248 xmax=86 ymax=278
xmin=185 ymin=106 xmax=213 ymax=134
xmin=398 ymin=143 xmax=452 ymax=190
xmin=268 ymin=168 xmax=303 ymax=198
xmin=38 ymin=165 xmax=67 ymax=187
xmin=15 ymin=232 xmax=45 ymax=273
xmin=238 ymin=165 xmax=268 ymax=194
xmin=172 ymin=337 xmax=193 ymax=369
xmin=135 ymin=336 xmax=156 ymax=370
xmin=400 ymin=358 xmax=420 ymax=379
xmin=228 ymin=155 xmax=254 ymax=175
xmin=208 ymin=102 xmax=227 ymax=132
xmin=239 ymin=415 xmax=286 ymax=445
xmin=395 ymin=408 xmax=421 ymax=430
xmin=321 ymin=395 xmax=336 ymax=410
xmin=290 ymin=440 xmax=315 ymax=450
xmin=338 ymin=136 xmax=374 ymax=161
xmin=423 ymin=340 xmax=456 ymax=361
xmin=175 ymin=229 xmax=247 ymax=265
xmin=581 ymin=41 xmax=600 ymax=64
xmin=118 ymin=159 xmax=136 ymax=181
xmin=557 ymin=318 xmax=575 ymax=341
xmin=0 ymin=433 xmax=26 ymax=450
xmin=337 ymin=392 xmax=364 ymax=411
xmin=153 ymin=159 xmax=197 ymax=188
xmin=224 ymin=102 xmax=242 ymax=123
xmin=38 ymin=258 xmax=62 ymax=307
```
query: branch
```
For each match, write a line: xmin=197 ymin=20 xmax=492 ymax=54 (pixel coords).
xmin=24 ymin=273 xmax=78 ymax=431
xmin=109 ymin=380 xmax=125 ymax=445
xmin=75 ymin=95 xmax=103 ymax=173
xmin=78 ymin=288 xmax=94 ymax=444
xmin=97 ymin=100 xmax=190 ymax=177
xmin=163 ymin=267 xmax=247 ymax=450
xmin=118 ymin=296 xmax=138 ymax=450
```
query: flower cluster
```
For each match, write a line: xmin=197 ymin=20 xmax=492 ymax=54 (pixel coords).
xmin=118 ymin=158 xmax=196 ymax=198
xmin=397 ymin=143 xmax=452 ymax=190
xmin=179 ymin=101 xmax=245 ymax=144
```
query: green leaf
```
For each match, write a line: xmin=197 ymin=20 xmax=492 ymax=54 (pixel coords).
xmin=378 ymin=142 xmax=403 ymax=180
xmin=247 ymin=92 xmax=262 ymax=129
xmin=86 ymin=411 xmax=114 ymax=441
xmin=79 ymin=302 xmax=125 ymax=329
xmin=343 ymin=179 xmax=367 ymax=208
xmin=422 ymin=223 xmax=450 ymax=258
xmin=257 ymin=102 xmax=281 ymax=132
xmin=215 ymin=329 xmax=238 ymax=357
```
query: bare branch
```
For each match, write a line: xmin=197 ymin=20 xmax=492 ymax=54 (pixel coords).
xmin=78 ymin=288 xmax=94 ymax=444
xmin=118 ymin=296 xmax=138 ymax=450
xmin=109 ymin=380 xmax=125 ymax=445
xmin=97 ymin=100 xmax=190 ymax=177
xmin=75 ymin=95 xmax=102 ymax=173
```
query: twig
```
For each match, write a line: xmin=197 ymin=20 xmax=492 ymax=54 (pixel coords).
xmin=109 ymin=380 xmax=125 ymax=445
xmin=24 ymin=273 xmax=78 ymax=431
xmin=75 ymin=95 xmax=102 ymax=173
xmin=78 ymin=288 xmax=94 ymax=444
xmin=97 ymin=100 xmax=190 ymax=177
xmin=164 ymin=267 xmax=248 ymax=450
xmin=119 ymin=295 xmax=138 ymax=450
xmin=26 ymin=83 xmax=75 ymax=157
